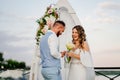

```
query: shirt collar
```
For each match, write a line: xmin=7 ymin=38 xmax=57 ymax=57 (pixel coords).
xmin=48 ymin=30 xmax=56 ymax=35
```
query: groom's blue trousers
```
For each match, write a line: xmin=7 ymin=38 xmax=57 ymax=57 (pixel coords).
xmin=41 ymin=67 xmax=62 ymax=80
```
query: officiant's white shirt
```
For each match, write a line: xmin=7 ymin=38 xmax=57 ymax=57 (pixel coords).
xmin=48 ymin=30 xmax=61 ymax=59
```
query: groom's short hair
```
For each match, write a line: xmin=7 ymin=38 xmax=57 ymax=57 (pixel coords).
xmin=53 ymin=20 xmax=65 ymax=27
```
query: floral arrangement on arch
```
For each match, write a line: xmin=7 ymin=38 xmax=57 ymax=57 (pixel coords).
xmin=36 ymin=5 xmax=59 ymax=45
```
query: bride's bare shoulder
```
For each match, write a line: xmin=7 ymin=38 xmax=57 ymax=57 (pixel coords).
xmin=82 ymin=41 xmax=90 ymax=52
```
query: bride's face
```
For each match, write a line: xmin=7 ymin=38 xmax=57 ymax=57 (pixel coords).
xmin=72 ymin=28 xmax=79 ymax=41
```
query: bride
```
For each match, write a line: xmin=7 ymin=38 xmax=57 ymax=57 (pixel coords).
xmin=66 ymin=25 xmax=95 ymax=80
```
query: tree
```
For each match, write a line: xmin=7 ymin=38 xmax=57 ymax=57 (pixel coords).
xmin=0 ymin=52 xmax=27 ymax=70
xmin=0 ymin=52 xmax=4 ymax=69
xmin=0 ymin=52 xmax=4 ymax=62
xmin=6 ymin=59 xmax=15 ymax=69
xmin=19 ymin=62 xmax=26 ymax=69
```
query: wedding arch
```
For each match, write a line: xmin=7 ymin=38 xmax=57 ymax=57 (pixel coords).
xmin=29 ymin=0 xmax=81 ymax=80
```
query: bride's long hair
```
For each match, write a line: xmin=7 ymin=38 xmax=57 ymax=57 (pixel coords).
xmin=72 ymin=25 xmax=86 ymax=48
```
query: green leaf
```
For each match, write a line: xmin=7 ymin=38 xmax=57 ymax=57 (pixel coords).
xmin=36 ymin=19 xmax=40 ymax=24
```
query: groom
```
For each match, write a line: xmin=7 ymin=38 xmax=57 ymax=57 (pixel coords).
xmin=40 ymin=20 xmax=66 ymax=80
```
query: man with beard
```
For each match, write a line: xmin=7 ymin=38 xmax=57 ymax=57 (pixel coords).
xmin=40 ymin=20 xmax=66 ymax=80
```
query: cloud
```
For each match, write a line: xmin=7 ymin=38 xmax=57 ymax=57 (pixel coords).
xmin=0 ymin=11 xmax=37 ymax=23
xmin=0 ymin=31 xmax=33 ymax=50
xmin=0 ymin=31 xmax=20 ymax=48
xmin=92 ymin=47 xmax=120 ymax=67
xmin=0 ymin=31 xmax=35 ymax=65
xmin=24 ymin=16 xmax=39 ymax=21
xmin=98 ymin=1 xmax=120 ymax=10
xmin=98 ymin=47 xmax=120 ymax=54
xmin=95 ymin=1 xmax=120 ymax=23
xmin=0 ymin=10 xmax=37 ymax=65
xmin=0 ymin=11 xmax=22 ymax=22
xmin=96 ymin=16 xmax=119 ymax=23
xmin=93 ymin=53 xmax=120 ymax=67
xmin=83 ymin=1 xmax=120 ymax=26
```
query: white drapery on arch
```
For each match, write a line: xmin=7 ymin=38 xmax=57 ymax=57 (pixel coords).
xmin=29 ymin=27 xmax=43 ymax=80
xmin=57 ymin=6 xmax=76 ymax=80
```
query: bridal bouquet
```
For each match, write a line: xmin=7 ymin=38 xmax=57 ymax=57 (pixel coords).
xmin=36 ymin=4 xmax=59 ymax=45
xmin=65 ymin=42 xmax=75 ymax=63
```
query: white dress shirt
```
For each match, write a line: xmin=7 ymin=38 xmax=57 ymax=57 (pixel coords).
xmin=48 ymin=30 xmax=61 ymax=59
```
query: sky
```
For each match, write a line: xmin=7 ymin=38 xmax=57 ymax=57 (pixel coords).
xmin=0 ymin=0 xmax=120 ymax=67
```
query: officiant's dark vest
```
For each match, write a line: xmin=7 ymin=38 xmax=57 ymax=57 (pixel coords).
xmin=40 ymin=31 xmax=61 ymax=68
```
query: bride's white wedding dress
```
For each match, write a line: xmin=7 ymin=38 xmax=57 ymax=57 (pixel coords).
xmin=68 ymin=48 xmax=95 ymax=80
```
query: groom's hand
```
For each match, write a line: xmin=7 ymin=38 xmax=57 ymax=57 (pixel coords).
xmin=66 ymin=52 xmax=73 ymax=57
xmin=61 ymin=51 xmax=66 ymax=57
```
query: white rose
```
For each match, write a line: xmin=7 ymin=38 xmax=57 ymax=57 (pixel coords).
xmin=44 ymin=16 xmax=50 ymax=21
xmin=50 ymin=15 xmax=56 ymax=23
xmin=66 ymin=42 xmax=75 ymax=51
xmin=40 ymin=18 xmax=43 ymax=23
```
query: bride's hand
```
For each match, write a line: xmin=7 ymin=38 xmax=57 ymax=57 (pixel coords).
xmin=66 ymin=52 xmax=73 ymax=57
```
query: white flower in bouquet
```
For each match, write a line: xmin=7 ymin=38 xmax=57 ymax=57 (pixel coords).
xmin=66 ymin=42 xmax=75 ymax=51
xmin=65 ymin=42 xmax=75 ymax=63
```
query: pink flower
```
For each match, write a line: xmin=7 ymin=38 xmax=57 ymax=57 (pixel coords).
xmin=41 ymin=28 xmax=46 ymax=34
xmin=47 ymin=8 xmax=53 ymax=14
xmin=46 ymin=19 xmax=53 ymax=29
